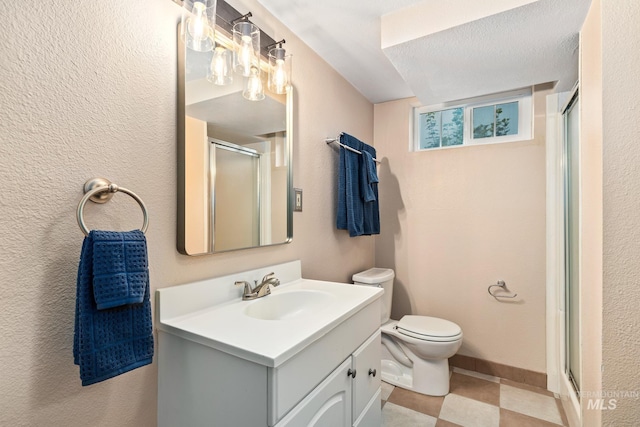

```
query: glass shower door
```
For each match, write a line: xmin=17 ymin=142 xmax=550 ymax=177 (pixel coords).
xmin=211 ymin=141 xmax=260 ymax=252
xmin=563 ymin=91 xmax=581 ymax=392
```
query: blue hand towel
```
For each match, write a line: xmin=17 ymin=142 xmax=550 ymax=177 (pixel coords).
xmin=74 ymin=230 xmax=153 ymax=386
xmin=337 ymin=133 xmax=380 ymax=236
xmin=361 ymin=150 xmax=379 ymax=203
xmin=361 ymin=144 xmax=380 ymax=235
xmin=92 ymin=231 xmax=148 ymax=309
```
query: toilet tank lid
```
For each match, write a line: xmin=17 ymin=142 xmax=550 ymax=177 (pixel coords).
xmin=352 ymin=268 xmax=395 ymax=284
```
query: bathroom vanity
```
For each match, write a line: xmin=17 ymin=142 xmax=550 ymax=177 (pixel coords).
xmin=156 ymin=261 xmax=383 ymax=427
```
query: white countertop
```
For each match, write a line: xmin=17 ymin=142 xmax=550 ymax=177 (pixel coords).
xmin=157 ymin=278 xmax=383 ymax=367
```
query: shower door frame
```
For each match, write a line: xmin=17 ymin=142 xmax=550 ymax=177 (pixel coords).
xmin=545 ymin=85 xmax=582 ymax=425
xmin=562 ymin=88 xmax=581 ymax=395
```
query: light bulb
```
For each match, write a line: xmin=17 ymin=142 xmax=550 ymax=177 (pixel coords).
xmin=243 ymin=67 xmax=265 ymax=101
xmin=268 ymin=47 xmax=290 ymax=95
xmin=272 ymin=59 xmax=287 ymax=93
xmin=239 ymin=35 xmax=254 ymax=75
xmin=187 ymin=2 xmax=209 ymax=44
xmin=209 ymin=47 xmax=232 ymax=86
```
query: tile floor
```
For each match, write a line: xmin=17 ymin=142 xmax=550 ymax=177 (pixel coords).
xmin=381 ymin=367 xmax=569 ymax=427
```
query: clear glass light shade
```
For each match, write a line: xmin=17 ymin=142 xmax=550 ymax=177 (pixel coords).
xmin=181 ymin=0 xmax=217 ymax=52
xmin=243 ymin=66 xmax=265 ymax=101
xmin=268 ymin=47 xmax=292 ymax=95
xmin=233 ymin=22 xmax=260 ymax=77
xmin=207 ymin=46 xmax=233 ymax=86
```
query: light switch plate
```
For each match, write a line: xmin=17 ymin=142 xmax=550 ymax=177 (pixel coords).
xmin=294 ymin=188 xmax=303 ymax=212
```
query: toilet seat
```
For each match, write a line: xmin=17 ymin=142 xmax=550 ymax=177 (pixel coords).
xmin=396 ymin=315 xmax=462 ymax=343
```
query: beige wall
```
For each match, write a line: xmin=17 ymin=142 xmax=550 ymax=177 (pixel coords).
xmin=600 ymin=1 xmax=640 ymax=424
xmin=0 ymin=0 xmax=374 ymax=425
xmin=374 ymin=87 xmax=550 ymax=372
xmin=578 ymin=0 xmax=603 ymax=425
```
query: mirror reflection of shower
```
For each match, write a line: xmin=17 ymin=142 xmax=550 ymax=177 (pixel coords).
xmin=210 ymin=140 xmax=261 ymax=252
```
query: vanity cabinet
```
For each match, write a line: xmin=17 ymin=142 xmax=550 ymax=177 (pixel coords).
xmin=276 ymin=331 xmax=381 ymax=427
xmin=157 ymin=290 xmax=382 ymax=427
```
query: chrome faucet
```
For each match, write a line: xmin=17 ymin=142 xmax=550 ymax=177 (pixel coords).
xmin=235 ymin=272 xmax=280 ymax=300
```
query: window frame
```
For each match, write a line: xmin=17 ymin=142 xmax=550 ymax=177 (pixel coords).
xmin=413 ymin=88 xmax=533 ymax=151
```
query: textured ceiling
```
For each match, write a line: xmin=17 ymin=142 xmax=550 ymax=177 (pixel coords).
xmin=256 ymin=0 xmax=423 ymax=103
xmin=257 ymin=0 xmax=591 ymax=105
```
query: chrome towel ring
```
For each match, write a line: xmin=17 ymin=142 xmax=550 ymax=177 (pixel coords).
xmin=76 ymin=178 xmax=149 ymax=236
xmin=488 ymin=280 xmax=518 ymax=299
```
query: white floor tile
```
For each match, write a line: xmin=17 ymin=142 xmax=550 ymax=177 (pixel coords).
xmin=439 ymin=393 xmax=500 ymax=427
xmin=500 ymin=384 xmax=563 ymax=425
xmin=381 ymin=381 xmax=395 ymax=401
xmin=382 ymin=402 xmax=437 ymax=427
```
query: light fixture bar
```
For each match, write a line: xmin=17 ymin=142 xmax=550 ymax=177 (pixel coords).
xmin=266 ymin=39 xmax=286 ymax=51
xmin=208 ymin=0 xmax=277 ymax=58
xmin=230 ymin=12 xmax=252 ymax=25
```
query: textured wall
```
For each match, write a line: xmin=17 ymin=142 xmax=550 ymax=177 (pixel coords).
xmin=374 ymin=87 xmax=549 ymax=372
xmin=0 ymin=0 xmax=374 ymax=425
xmin=601 ymin=1 xmax=640 ymax=424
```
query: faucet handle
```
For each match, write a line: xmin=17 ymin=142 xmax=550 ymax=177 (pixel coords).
xmin=261 ymin=272 xmax=276 ymax=283
xmin=235 ymin=280 xmax=252 ymax=295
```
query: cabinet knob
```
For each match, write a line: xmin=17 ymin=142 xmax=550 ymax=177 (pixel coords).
xmin=368 ymin=368 xmax=377 ymax=377
xmin=347 ymin=369 xmax=357 ymax=378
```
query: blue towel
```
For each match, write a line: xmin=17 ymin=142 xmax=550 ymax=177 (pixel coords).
xmin=337 ymin=133 xmax=380 ymax=236
xmin=361 ymin=150 xmax=379 ymax=203
xmin=74 ymin=230 xmax=153 ymax=386
xmin=360 ymin=144 xmax=380 ymax=235
xmin=92 ymin=231 xmax=148 ymax=309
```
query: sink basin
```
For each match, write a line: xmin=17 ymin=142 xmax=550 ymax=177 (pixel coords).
xmin=244 ymin=290 xmax=336 ymax=320
xmin=158 ymin=264 xmax=384 ymax=367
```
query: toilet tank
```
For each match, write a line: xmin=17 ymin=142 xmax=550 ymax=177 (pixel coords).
xmin=352 ymin=268 xmax=395 ymax=324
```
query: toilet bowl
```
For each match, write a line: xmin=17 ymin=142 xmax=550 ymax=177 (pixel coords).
xmin=352 ymin=268 xmax=463 ymax=396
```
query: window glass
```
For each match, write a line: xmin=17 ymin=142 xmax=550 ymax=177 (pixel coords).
xmin=419 ymin=111 xmax=441 ymax=149
xmin=473 ymin=105 xmax=495 ymax=139
xmin=496 ymin=101 xmax=518 ymax=136
xmin=441 ymin=108 xmax=464 ymax=146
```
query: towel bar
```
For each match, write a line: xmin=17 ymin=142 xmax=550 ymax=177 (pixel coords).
xmin=326 ymin=134 xmax=381 ymax=163
xmin=76 ymin=178 xmax=149 ymax=236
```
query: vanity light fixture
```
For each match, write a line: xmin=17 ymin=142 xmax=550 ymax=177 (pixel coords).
xmin=179 ymin=0 xmax=294 ymax=98
xmin=267 ymin=40 xmax=291 ymax=95
xmin=232 ymin=16 xmax=260 ymax=77
xmin=181 ymin=0 xmax=217 ymax=52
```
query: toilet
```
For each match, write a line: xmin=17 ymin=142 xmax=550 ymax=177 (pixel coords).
xmin=352 ymin=268 xmax=463 ymax=396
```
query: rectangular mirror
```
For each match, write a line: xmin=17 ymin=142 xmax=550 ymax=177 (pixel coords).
xmin=177 ymin=20 xmax=293 ymax=255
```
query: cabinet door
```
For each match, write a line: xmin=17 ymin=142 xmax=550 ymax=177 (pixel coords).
xmin=352 ymin=331 xmax=381 ymax=424
xmin=276 ymin=358 xmax=352 ymax=427
xmin=353 ymin=388 xmax=381 ymax=427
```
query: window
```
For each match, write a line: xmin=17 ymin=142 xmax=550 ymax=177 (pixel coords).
xmin=418 ymin=107 xmax=464 ymax=149
xmin=414 ymin=88 xmax=532 ymax=151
